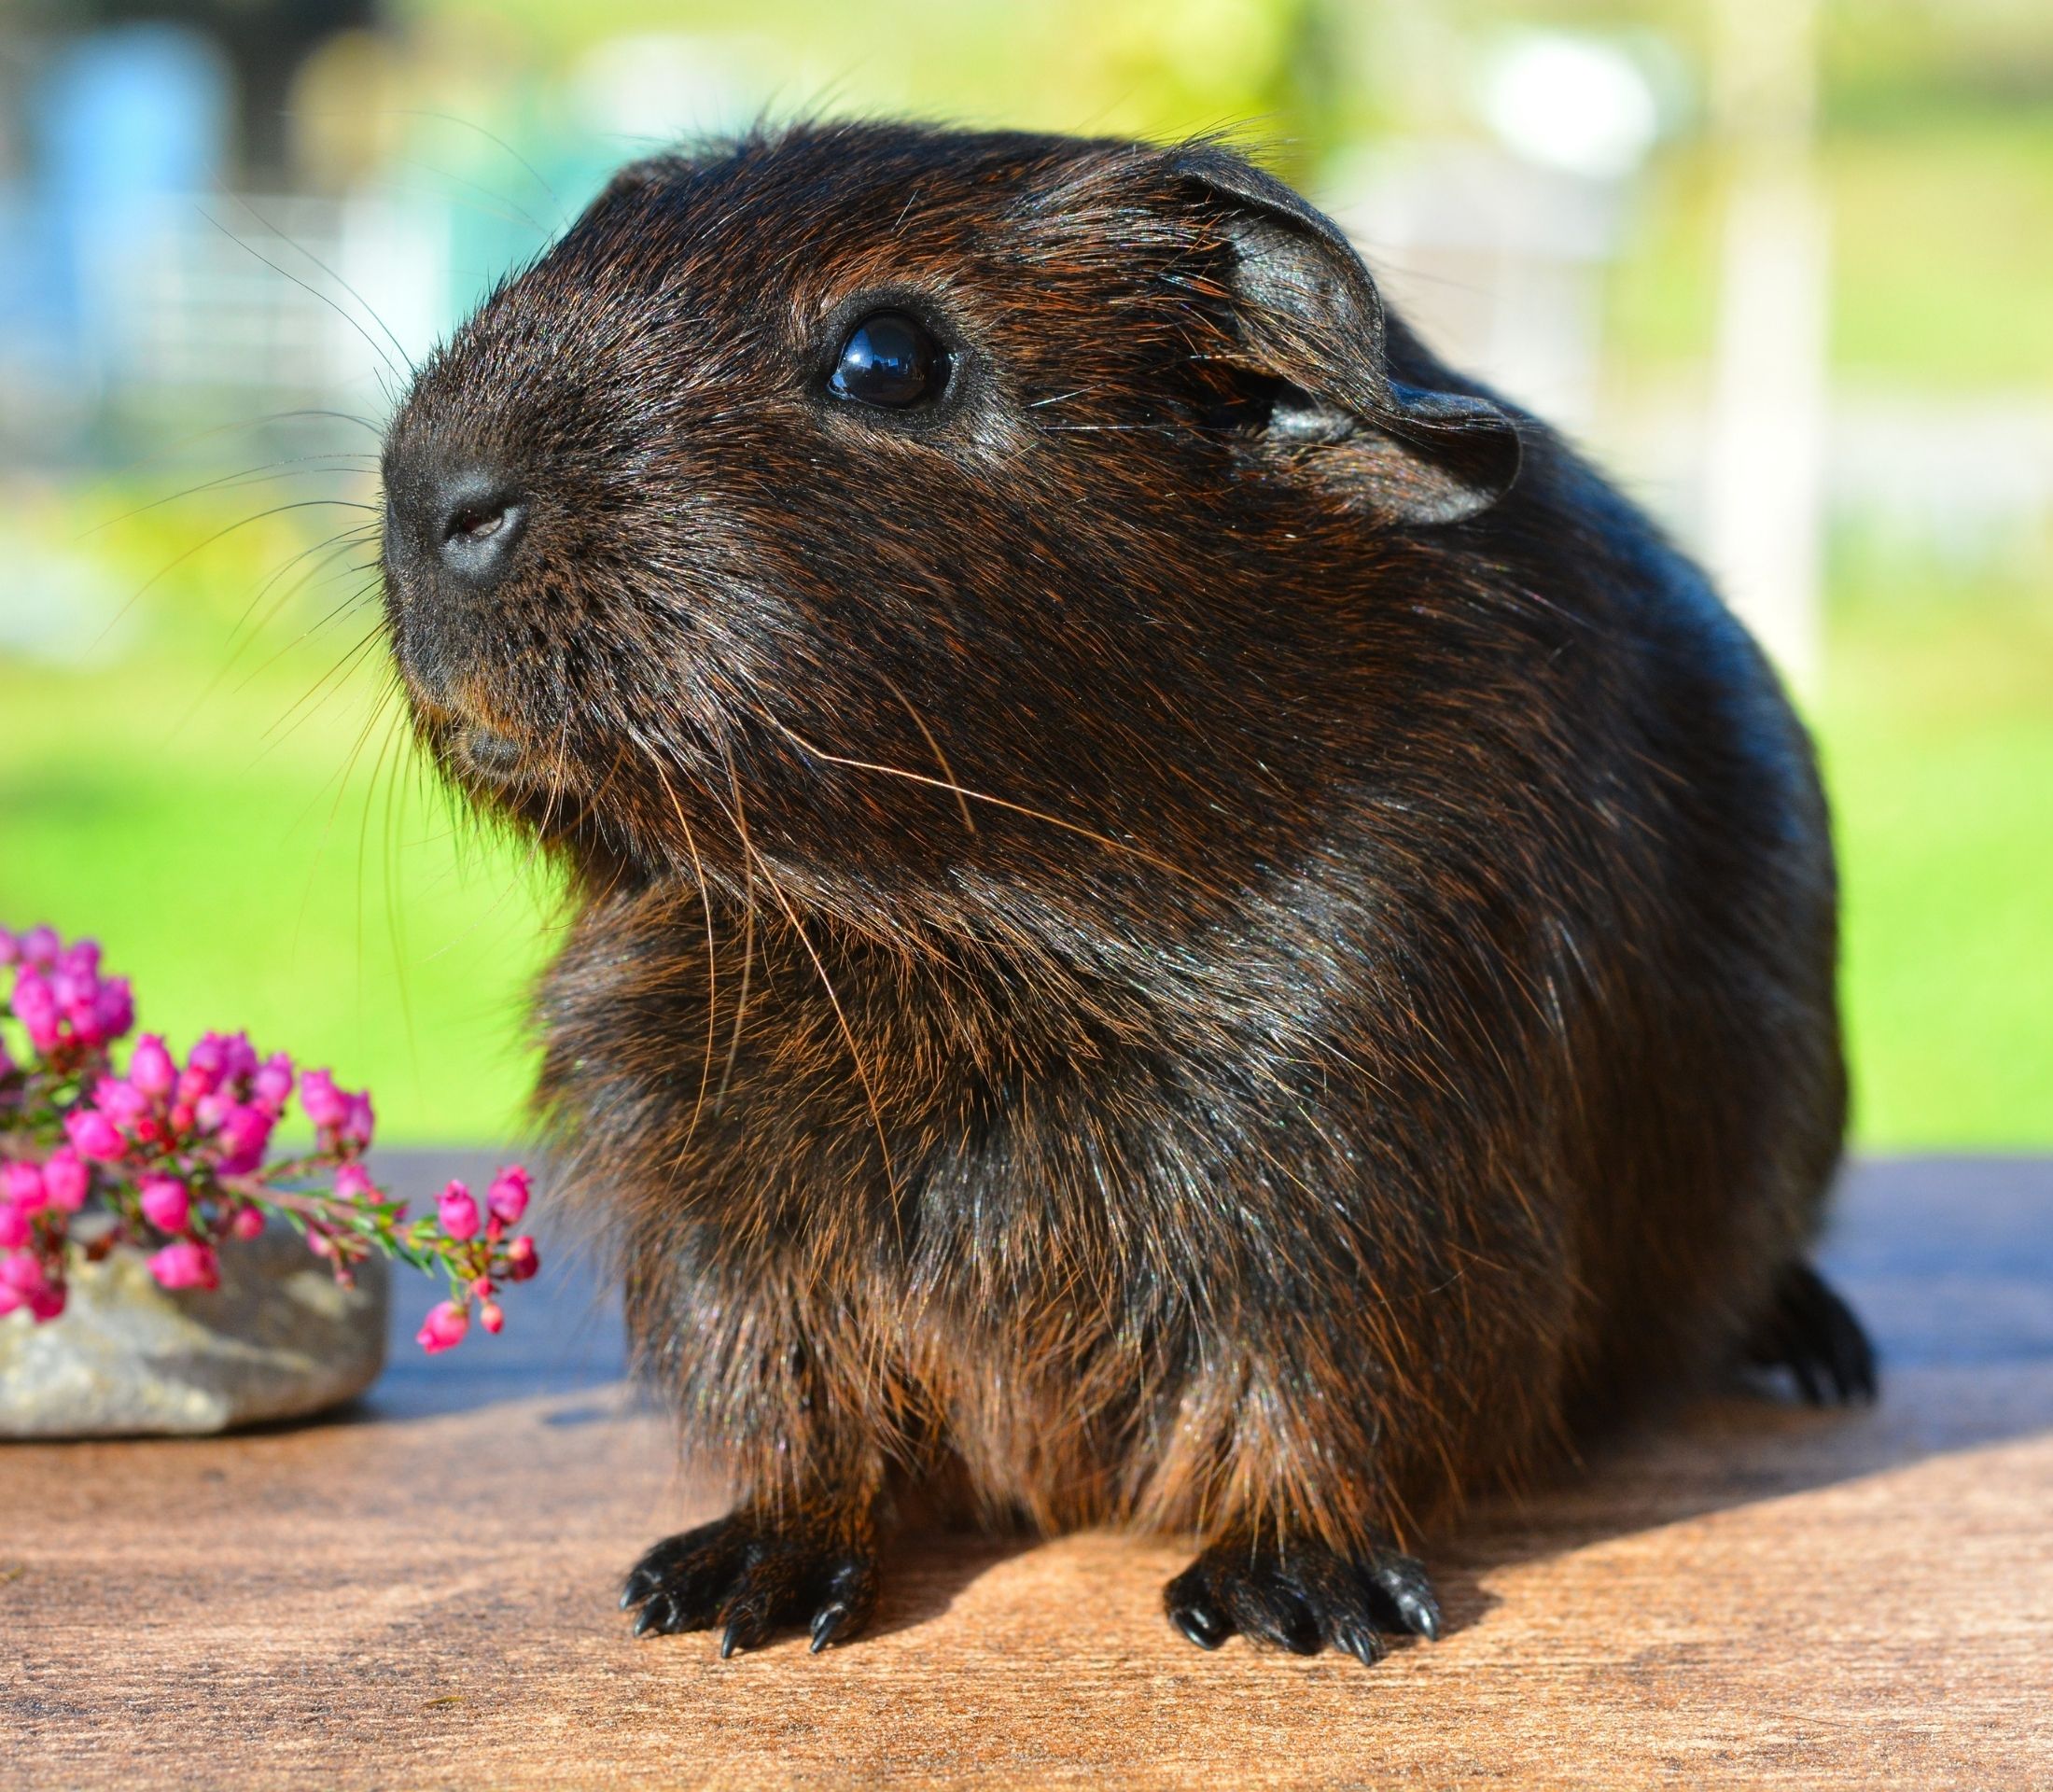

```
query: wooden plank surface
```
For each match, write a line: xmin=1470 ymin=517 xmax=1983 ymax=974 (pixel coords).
xmin=5 ymin=1155 xmax=2050 ymax=1788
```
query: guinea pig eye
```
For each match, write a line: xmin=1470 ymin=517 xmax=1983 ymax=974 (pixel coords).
xmin=828 ymin=312 xmax=945 ymax=409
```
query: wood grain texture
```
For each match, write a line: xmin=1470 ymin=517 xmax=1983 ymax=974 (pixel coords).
xmin=4 ymin=1156 xmax=2049 ymax=1789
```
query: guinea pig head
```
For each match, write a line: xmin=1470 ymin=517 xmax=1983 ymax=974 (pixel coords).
xmin=378 ymin=123 xmax=1521 ymax=937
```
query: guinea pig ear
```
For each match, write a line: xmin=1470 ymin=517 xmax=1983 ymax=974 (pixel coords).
xmin=1168 ymin=146 xmax=1522 ymax=526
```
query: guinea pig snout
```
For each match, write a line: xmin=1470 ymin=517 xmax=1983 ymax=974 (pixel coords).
xmin=384 ymin=452 xmax=529 ymax=592
xmin=380 ymin=439 xmax=538 ymax=707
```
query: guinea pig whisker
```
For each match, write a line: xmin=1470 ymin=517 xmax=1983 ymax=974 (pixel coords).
xmin=92 ymin=497 xmax=380 ymax=661
xmin=759 ymin=713 xmax=1213 ymax=897
xmin=1025 ymin=385 xmax=1101 ymax=410
xmin=219 ymin=189 xmax=416 ymax=374
xmin=713 ymin=747 xmax=761 ymax=1115
xmin=187 ymin=539 xmax=382 ymax=736
xmin=412 ymin=714 xmax=575 ymax=969
xmin=76 ymin=456 xmax=378 ymax=542
xmin=151 ymin=518 xmax=374 ymax=754
xmin=871 ymin=668 xmax=974 ymax=836
xmin=732 ymin=809 xmax=905 ymax=1227
xmin=196 ymin=210 xmax=407 ymax=384
xmin=285 ymin=632 xmax=398 ymax=859
xmin=260 ymin=617 xmax=386 ymax=763
xmin=375 ymin=706 xmax=422 ymax=1076
xmin=244 ymin=563 xmax=390 ymax=727
xmin=390 ymin=109 xmax=569 ymax=230
xmin=75 ymin=410 xmax=382 ymax=540
xmin=379 ymin=170 xmax=554 ymax=239
xmin=538 ymin=713 xmax=575 ymax=844
xmin=635 ymin=741 xmax=722 ymax=1156
xmin=230 ymin=520 xmax=382 ymax=650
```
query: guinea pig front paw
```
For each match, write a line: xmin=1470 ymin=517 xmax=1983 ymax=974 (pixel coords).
xmin=1164 ymin=1535 xmax=1442 ymax=1666
xmin=620 ymin=1510 xmax=878 ymax=1657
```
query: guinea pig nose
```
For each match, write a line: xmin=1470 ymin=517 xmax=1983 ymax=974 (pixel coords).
xmin=431 ymin=470 xmax=528 ymax=584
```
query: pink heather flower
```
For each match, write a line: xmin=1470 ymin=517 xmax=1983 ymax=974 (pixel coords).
xmin=212 ymin=1102 xmax=274 ymax=1176
xmin=479 ymin=1298 xmax=505 ymax=1335
xmin=0 ymin=1203 xmax=27 ymax=1251
xmin=505 ymin=1235 xmax=539 ymax=1282
xmin=183 ymin=1033 xmax=229 ymax=1096
xmin=147 ymin=1240 xmax=219 ymax=1292
xmin=229 ymin=1204 xmax=265 ymax=1240
xmin=416 ymin=1300 xmax=468 ymax=1353
xmin=49 ymin=955 xmax=93 ymax=1008
xmin=91 ymin=1076 xmax=150 ymax=1124
xmin=220 ymin=1032 xmax=258 ymax=1086
xmin=40 ymin=1149 xmax=88 ymax=1211
xmin=299 ymin=1068 xmax=347 ymax=1130
xmin=438 ymin=1182 xmax=481 ymax=1242
xmin=253 ymin=1053 xmax=294 ymax=1113
xmin=0 ymin=928 xmax=15 ymax=965
xmin=129 ymin=1034 xmax=176 ymax=1097
xmin=334 ymin=1160 xmax=376 ymax=1203
xmin=21 ymin=925 xmax=62 ymax=967
xmin=486 ymin=1166 xmax=531 ymax=1225
xmin=3 ymin=1161 xmax=46 ymax=1212
xmin=340 ymin=1090 xmax=374 ymax=1151
xmin=139 ymin=1175 xmax=191 ymax=1234
xmin=1 ymin=1251 xmax=48 ymax=1296
xmin=83 ymin=976 xmax=133 ymax=1044
xmin=28 ymin=1282 xmax=66 ymax=1321
xmin=63 ymin=1108 xmax=126 ymax=1162
xmin=11 ymin=971 xmax=61 ymax=1052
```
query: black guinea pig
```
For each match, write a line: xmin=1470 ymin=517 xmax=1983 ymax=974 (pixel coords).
xmin=378 ymin=121 xmax=1873 ymax=1664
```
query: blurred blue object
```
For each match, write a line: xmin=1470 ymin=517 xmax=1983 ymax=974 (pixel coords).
xmin=37 ymin=22 xmax=229 ymax=202
xmin=3 ymin=25 xmax=229 ymax=455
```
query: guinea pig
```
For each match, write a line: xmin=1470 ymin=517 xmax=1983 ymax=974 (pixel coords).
xmin=377 ymin=121 xmax=1874 ymax=1664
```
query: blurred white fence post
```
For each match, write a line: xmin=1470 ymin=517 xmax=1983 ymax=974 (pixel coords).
xmin=1702 ymin=0 xmax=1829 ymax=694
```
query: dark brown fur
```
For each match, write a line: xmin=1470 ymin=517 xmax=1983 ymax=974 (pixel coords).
xmin=378 ymin=122 xmax=1871 ymax=1662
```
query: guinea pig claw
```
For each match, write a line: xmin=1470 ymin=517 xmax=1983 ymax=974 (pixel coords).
xmin=1332 ymin=1619 xmax=1390 ymax=1667
xmin=1744 ymin=1262 xmax=1879 ymax=1407
xmin=619 ymin=1511 xmax=880 ymax=1658
xmin=1167 ymin=1597 xmax=1233 ymax=1651
xmin=1166 ymin=1535 xmax=1444 ymax=1663
xmin=1365 ymin=1552 xmax=1443 ymax=1641
xmin=808 ymin=1603 xmax=852 ymax=1653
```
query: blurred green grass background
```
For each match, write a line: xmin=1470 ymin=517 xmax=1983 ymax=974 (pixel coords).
xmin=3 ymin=0 xmax=2047 ymax=1147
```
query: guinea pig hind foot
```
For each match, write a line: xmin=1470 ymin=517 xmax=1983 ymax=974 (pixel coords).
xmin=1743 ymin=1260 xmax=1879 ymax=1407
xmin=621 ymin=1508 xmax=879 ymax=1658
xmin=1164 ymin=1535 xmax=1442 ymax=1666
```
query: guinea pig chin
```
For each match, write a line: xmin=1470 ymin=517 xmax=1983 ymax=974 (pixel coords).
xmin=398 ymin=672 xmax=534 ymax=786
xmin=379 ymin=598 xmax=533 ymax=786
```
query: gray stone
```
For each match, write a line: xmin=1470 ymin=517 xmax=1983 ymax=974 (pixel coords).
xmin=0 ymin=1227 xmax=388 ymax=1437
